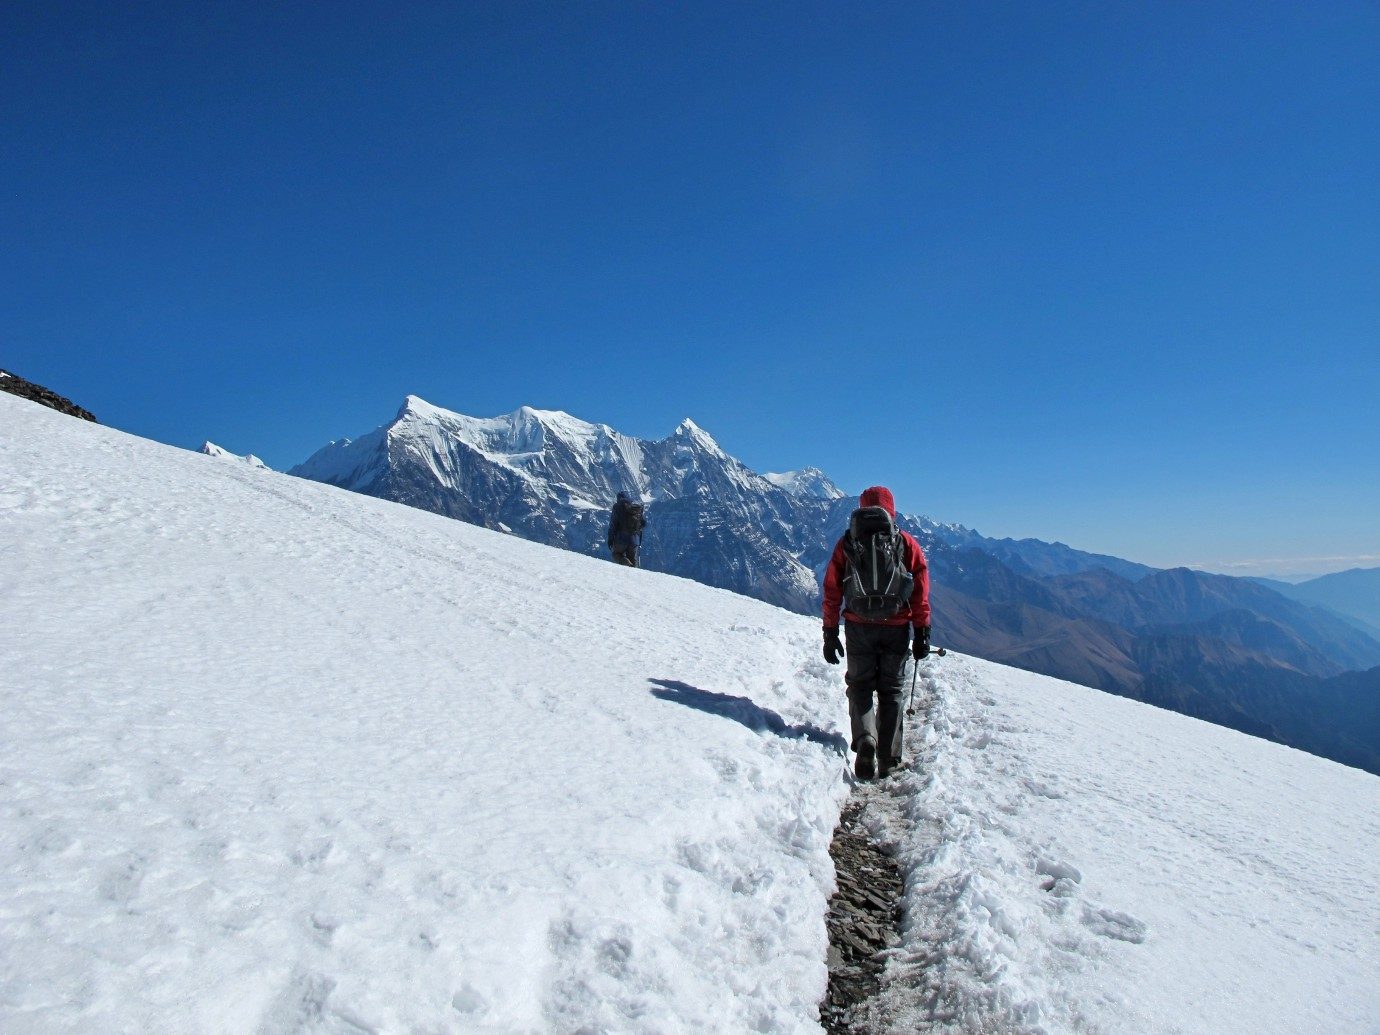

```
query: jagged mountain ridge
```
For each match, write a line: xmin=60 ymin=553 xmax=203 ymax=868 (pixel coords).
xmin=289 ymin=397 xmax=1122 ymax=612
xmin=292 ymin=397 xmax=828 ymax=608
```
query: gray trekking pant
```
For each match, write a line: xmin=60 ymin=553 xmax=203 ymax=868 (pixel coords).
xmin=844 ymin=621 xmax=909 ymax=764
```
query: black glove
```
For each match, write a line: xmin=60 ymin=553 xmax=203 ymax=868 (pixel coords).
xmin=912 ymin=624 xmax=931 ymax=660
xmin=823 ymin=628 xmax=844 ymax=665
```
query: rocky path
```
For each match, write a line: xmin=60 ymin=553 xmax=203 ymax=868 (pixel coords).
xmin=820 ymin=688 xmax=932 ymax=1034
xmin=819 ymin=795 xmax=906 ymax=1033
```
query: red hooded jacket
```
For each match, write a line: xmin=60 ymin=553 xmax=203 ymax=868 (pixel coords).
xmin=822 ymin=486 xmax=931 ymax=630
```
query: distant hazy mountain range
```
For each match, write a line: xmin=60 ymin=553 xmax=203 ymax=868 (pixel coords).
xmin=284 ymin=397 xmax=1380 ymax=773
xmin=1253 ymin=568 xmax=1380 ymax=638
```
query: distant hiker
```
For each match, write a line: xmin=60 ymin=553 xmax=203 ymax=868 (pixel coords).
xmin=607 ymin=491 xmax=646 ymax=567
xmin=822 ymin=486 xmax=932 ymax=780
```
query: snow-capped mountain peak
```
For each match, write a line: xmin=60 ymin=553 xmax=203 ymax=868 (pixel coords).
xmin=199 ymin=441 xmax=268 ymax=469
xmin=670 ymin=416 xmax=726 ymax=457
xmin=763 ymin=467 xmax=845 ymax=500
xmin=362 ymin=400 xmax=741 ymax=489
xmin=395 ymin=394 xmax=445 ymax=421
xmin=289 ymin=399 xmax=836 ymax=608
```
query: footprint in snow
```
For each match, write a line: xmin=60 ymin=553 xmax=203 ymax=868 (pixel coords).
xmin=451 ymin=983 xmax=488 ymax=1015
xmin=97 ymin=853 xmax=148 ymax=905
xmin=308 ymin=913 xmax=339 ymax=946
xmin=1022 ymin=775 xmax=1066 ymax=800
xmin=259 ymin=969 xmax=338 ymax=1033
xmin=1082 ymin=904 xmax=1148 ymax=944
xmin=290 ymin=837 xmax=335 ymax=870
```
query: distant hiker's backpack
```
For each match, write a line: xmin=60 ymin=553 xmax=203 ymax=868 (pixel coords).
xmin=841 ymin=507 xmax=914 ymax=620
xmin=622 ymin=502 xmax=646 ymax=535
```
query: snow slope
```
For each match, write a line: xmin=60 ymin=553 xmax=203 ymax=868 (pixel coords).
xmin=0 ymin=394 xmax=849 ymax=1033
xmin=870 ymin=655 xmax=1380 ymax=1034
xmin=3 ymin=391 xmax=1378 ymax=1034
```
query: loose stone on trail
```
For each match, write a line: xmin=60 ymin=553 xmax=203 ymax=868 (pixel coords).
xmin=819 ymin=796 xmax=905 ymax=1034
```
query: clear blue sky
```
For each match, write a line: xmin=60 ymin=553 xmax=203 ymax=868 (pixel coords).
xmin=4 ymin=2 xmax=1377 ymax=576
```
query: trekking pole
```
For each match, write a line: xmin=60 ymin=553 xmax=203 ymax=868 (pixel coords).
xmin=906 ymin=647 xmax=947 ymax=716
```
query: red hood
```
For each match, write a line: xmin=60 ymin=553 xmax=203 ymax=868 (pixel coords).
xmin=859 ymin=486 xmax=896 ymax=518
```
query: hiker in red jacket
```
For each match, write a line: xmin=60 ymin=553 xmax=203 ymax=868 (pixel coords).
xmin=821 ymin=486 xmax=931 ymax=779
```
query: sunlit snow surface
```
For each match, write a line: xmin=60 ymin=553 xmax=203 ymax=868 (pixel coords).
xmin=3 ymin=392 xmax=1378 ymax=1034
xmin=1 ymin=394 xmax=848 ymax=1033
xmin=874 ymin=656 xmax=1380 ymax=1034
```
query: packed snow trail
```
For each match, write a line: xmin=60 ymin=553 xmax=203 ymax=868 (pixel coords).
xmin=867 ymin=655 xmax=1380 ymax=1033
xmin=0 ymin=394 xmax=851 ymax=1033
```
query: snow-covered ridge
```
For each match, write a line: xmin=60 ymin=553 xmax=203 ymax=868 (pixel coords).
xmin=299 ymin=396 xmax=790 ymax=504
xmin=287 ymin=397 xmax=825 ymax=612
xmin=200 ymin=440 xmax=269 ymax=469
xmin=397 ymin=397 xmax=625 ymax=459
xmin=764 ymin=467 xmax=845 ymax=500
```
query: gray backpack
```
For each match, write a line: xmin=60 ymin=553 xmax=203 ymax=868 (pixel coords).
xmin=841 ymin=507 xmax=914 ymax=619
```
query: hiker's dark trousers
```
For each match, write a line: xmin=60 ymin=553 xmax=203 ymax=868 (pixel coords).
xmin=610 ymin=544 xmax=639 ymax=567
xmin=844 ymin=621 xmax=909 ymax=764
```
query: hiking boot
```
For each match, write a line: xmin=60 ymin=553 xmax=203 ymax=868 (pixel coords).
xmin=854 ymin=740 xmax=876 ymax=780
xmin=877 ymin=757 xmax=900 ymax=779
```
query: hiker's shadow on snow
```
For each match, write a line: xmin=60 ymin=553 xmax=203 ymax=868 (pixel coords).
xmin=648 ymin=679 xmax=848 ymax=754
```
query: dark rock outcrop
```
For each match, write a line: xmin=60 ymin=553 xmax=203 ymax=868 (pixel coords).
xmin=0 ymin=370 xmax=96 ymax=422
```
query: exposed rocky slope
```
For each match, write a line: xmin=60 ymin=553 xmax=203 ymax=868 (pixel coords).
xmin=0 ymin=369 xmax=96 ymax=422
